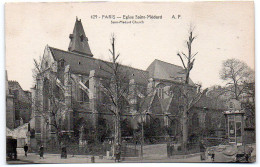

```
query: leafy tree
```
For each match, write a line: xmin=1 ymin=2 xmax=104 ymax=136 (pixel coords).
xmin=219 ymin=58 xmax=254 ymax=100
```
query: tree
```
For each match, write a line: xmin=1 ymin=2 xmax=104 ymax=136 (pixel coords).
xmin=98 ymin=34 xmax=154 ymax=159
xmin=176 ymin=26 xmax=208 ymax=152
xmin=242 ymin=82 xmax=255 ymax=128
xmin=219 ymin=58 xmax=254 ymax=100
xmin=98 ymin=34 xmax=131 ymax=159
xmin=177 ymin=26 xmax=197 ymax=85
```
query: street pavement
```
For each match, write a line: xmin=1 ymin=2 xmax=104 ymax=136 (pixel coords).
xmin=7 ymin=153 xmax=212 ymax=164
xmin=7 ymin=143 xmax=255 ymax=164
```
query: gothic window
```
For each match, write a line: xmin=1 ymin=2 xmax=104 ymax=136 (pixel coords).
xmin=156 ymin=83 xmax=165 ymax=99
xmin=80 ymin=89 xmax=89 ymax=102
xmin=43 ymin=78 xmax=50 ymax=112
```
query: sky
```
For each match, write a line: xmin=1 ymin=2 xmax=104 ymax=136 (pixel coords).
xmin=5 ymin=1 xmax=254 ymax=91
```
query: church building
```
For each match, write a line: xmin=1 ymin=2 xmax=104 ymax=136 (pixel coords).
xmin=31 ymin=18 xmax=226 ymax=148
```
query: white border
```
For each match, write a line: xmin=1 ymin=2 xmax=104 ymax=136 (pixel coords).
xmin=0 ymin=1 xmax=258 ymax=167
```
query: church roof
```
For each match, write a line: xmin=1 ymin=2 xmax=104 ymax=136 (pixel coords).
xmin=68 ymin=18 xmax=93 ymax=56
xmin=194 ymin=95 xmax=227 ymax=111
xmin=139 ymin=92 xmax=172 ymax=114
xmin=49 ymin=46 xmax=149 ymax=85
xmin=146 ymin=59 xmax=194 ymax=85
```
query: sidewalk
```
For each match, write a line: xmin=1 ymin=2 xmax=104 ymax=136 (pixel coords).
xmin=8 ymin=152 xmax=212 ymax=164
xmin=9 ymin=153 xmax=115 ymax=164
xmin=7 ymin=143 xmax=256 ymax=164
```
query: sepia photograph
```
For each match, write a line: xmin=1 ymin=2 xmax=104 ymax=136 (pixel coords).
xmin=4 ymin=1 xmax=255 ymax=164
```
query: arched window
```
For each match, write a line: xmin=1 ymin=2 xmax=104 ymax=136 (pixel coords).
xmin=43 ymin=78 xmax=50 ymax=111
xmin=156 ymin=83 xmax=165 ymax=99
xmin=80 ymin=89 xmax=89 ymax=102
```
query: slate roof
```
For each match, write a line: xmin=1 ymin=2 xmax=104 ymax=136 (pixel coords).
xmin=146 ymin=59 xmax=195 ymax=85
xmin=68 ymin=18 xmax=93 ymax=56
xmin=49 ymin=46 xmax=149 ymax=85
xmin=139 ymin=92 xmax=172 ymax=114
xmin=139 ymin=95 xmax=154 ymax=112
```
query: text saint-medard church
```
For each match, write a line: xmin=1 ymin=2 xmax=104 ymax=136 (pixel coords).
xmin=29 ymin=18 xmax=226 ymax=149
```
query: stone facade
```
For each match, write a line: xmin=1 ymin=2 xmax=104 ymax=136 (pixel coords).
xmin=31 ymin=18 xmax=227 ymax=147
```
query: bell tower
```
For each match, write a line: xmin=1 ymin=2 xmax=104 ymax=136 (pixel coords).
xmin=68 ymin=17 xmax=93 ymax=57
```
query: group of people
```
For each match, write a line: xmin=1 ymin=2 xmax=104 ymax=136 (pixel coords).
xmin=23 ymin=144 xmax=68 ymax=159
xmin=23 ymin=144 xmax=44 ymax=159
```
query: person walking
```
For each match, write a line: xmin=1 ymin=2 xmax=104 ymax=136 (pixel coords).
xmin=114 ymin=144 xmax=121 ymax=163
xmin=211 ymin=149 xmax=215 ymax=162
xmin=24 ymin=143 xmax=29 ymax=157
xmin=199 ymin=140 xmax=206 ymax=161
xmin=39 ymin=145 xmax=44 ymax=159
xmin=61 ymin=146 xmax=67 ymax=159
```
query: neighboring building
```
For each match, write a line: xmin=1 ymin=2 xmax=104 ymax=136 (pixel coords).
xmin=6 ymin=71 xmax=15 ymax=129
xmin=31 ymin=18 xmax=227 ymax=147
xmin=6 ymin=71 xmax=32 ymax=153
xmin=6 ymin=72 xmax=32 ymax=129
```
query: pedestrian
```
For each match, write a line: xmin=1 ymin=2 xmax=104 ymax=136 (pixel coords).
xmin=211 ymin=149 xmax=215 ymax=162
xmin=24 ymin=143 xmax=29 ymax=157
xmin=199 ymin=140 xmax=206 ymax=161
xmin=61 ymin=146 xmax=67 ymax=159
xmin=39 ymin=145 xmax=44 ymax=159
xmin=114 ymin=144 xmax=121 ymax=163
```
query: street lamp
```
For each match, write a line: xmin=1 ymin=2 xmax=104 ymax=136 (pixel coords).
xmin=140 ymin=111 xmax=149 ymax=160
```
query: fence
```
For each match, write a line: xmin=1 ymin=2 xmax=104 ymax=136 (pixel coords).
xmin=44 ymin=143 xmax=108 ymax=156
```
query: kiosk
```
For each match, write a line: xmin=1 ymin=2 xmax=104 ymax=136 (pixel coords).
xmin=224 ymin=99 xmax=245 ymax=146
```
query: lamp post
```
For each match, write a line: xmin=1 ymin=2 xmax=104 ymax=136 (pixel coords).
xmin=140 ymin=111 xmax=145 ymax=160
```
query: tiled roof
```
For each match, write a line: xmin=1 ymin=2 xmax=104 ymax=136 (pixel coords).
xmin=49 ymin=46 xmax=149 ymax=85
xmin=146 ymin=59 xmax=195 ymax=85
